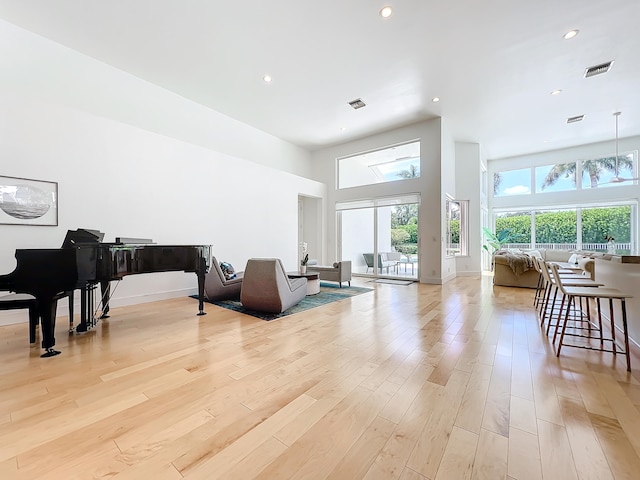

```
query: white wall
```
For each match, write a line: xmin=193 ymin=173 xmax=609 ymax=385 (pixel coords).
xmin=455 ymin=142 xmax=482 ymax=275
xmin=0 ymin=20 xmax=326 ymax=325
xmin=311 ymin=119 xmax=447 ymax=283
xmin=440 ymin=118 xmax=457 ymax=283
xmin=0 ymin=19 xmax=312 ymax=178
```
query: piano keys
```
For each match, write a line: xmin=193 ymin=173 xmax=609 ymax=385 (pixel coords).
xmin=0 ymin=229 xmax=211 ymax=357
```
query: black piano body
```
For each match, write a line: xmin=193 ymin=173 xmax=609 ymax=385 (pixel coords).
xmin=0 ymin=240 xmax=211 ymax=357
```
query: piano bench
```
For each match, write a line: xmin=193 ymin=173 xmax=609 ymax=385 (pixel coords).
xmin=0 ymin=293 xmax=39 ymax=344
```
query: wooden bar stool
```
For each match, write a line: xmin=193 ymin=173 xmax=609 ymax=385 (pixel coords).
xmin=550 ymin=264 xmax=633 ymax=372
xmin=532 ymin=257 xmax=590 ymax=311
xmin=535 ymin=258 xmax=602 ymax=335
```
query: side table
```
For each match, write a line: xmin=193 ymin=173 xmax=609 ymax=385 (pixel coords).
xmin=287 ymin=272 xmax=320 ymax=295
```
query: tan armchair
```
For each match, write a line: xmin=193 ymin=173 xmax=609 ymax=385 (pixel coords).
xmin=240 ymin=258 xmax=307 ymax=313
xmin=204 ymin=256 xmax=244 ymax=301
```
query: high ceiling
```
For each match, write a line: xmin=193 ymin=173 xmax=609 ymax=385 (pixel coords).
xmin=1 ymin=0 xmax=639 ymax=159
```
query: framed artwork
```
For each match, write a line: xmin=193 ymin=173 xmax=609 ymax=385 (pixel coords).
xmin=0 ymin=175 xmax=58 ymax=226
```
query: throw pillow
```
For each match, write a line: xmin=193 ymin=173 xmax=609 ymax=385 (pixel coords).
xmin=219 ymin=261 xmax=236 ymax=280
xmin=568 ymin=253 xmax=578 ymax=264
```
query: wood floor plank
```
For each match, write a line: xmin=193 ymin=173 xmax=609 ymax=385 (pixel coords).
xmin=507 ymin=427 xmax=542 ymax=480
xmin=510 ymin=342 xmax=534 ymax=401
xmin=481 ymin=354 xmax=512 ymax=437
xmin=434 ymin=425 xmax=478 ymax=480
xmin=406 ymin=369 xmax=471 ymax=478
xmin=455 ymin=362 xmax=492 ymax=434
xmin=558 ymin=396 xmax=613 ymax=480
xmin=571 ymin=369 xmax=616 ymax=419
xmin=529 ymin=352 xmax=565 ymax=426
xmin=589 ymin=412 xmax=640 ymax=480
xmin=509 ymin=395 xmax=537 ymax=435
xmin=179 ymin=393 xmax=316 ymax=478
xmin=470 ymin=428 xmax=508 ymax=480
xmin=0 ymin=276 xmax=639 ymax=479
xmin=326 ymin=415 xmax=397 ymax=480
xmin=537 ymin=419 xmax=578 ymax=480
xmin=363 ymin=381 xmax=443 ymax=479
xmin=592 ymin=371 xmax=640 ymax=458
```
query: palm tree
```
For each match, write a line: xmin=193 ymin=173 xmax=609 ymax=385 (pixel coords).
xmin=541 ymin=156 xmax=634 ymax=190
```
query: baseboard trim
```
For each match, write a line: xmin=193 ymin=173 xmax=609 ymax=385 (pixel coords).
xmin=0 ymin=288 xmax=197 ymax=326
xmin=456 ymin=271 xmax=482 ymax=277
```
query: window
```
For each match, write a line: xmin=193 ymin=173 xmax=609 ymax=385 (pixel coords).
xmin=493 ymin=204 xmax=636 ymax=254
xmin=493 ymin=168 xmax=531 ymax=197
xmin=581 ymin=205 xmax=632 ymax=254
xmin=582 ymin=152 xmax=637 ymax=189
xmin=535 ymin=163 xmax=577 ymax=193
xmin=535 ymin=209 xmax=577 ymax=248
xmin=446 ymin=198 xmax=468 ymax=256
xmin=494 ymin=151 xmax=637 ymax=197
xmin=495 ymin=211 xmax=532 ymax=248
xmin=338 ymin=140 xmax=420 ymax=189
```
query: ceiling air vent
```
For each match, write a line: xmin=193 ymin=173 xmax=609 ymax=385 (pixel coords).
xmin=348 ymin=98 xmax=366 ymax=109
xmin=584 ymin=61 xmax=613 ymax=78
xmin=567 ymin=115 xmax=585 ymax=124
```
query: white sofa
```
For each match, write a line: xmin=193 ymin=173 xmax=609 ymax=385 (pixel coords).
xmin=493 ymin=249 xmax=595 ymax=288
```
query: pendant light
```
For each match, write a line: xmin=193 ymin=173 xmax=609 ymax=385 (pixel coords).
xmin=611 ymin=112 xmax=623 ymax=182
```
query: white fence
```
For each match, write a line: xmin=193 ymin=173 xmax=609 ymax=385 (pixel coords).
xmin=503 ymin=242 xmax=633 ymax=253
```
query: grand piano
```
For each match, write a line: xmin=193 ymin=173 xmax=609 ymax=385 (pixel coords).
xmin=0 ymin=229 xmax=211 ymax=357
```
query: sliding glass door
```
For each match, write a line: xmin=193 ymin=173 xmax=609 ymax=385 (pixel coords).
xmin=338 ymin=195 xmax=419 ymax=280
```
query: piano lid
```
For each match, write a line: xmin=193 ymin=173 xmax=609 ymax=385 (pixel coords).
xmin=62 ymin=228 xmax=104 ymax=248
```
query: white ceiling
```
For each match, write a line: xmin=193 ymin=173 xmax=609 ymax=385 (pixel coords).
xmin=1 ymin=0 xmax=639 ymax=160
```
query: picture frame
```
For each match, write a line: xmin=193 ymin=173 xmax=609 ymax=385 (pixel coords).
xmin=0 ymin=175 xmax=58 ymax=226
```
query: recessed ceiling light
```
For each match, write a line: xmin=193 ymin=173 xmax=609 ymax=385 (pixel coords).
xmin=262 ymin=74 xmax=272 ymax=83
xmin=563 ymin=29 xmax=579 ymax=40
xmin=380 ymin=6 xmax=393 ymax=18
xmin=432 ymin=97 xmax=440 ymax=103
xmin=551 ymin=89 xmax=562 ymax=95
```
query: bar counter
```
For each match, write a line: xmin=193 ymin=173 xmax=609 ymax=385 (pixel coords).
xmin=594 ymin=256 xmax=640 ymax=345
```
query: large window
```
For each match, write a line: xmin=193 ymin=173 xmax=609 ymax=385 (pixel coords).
xmin=493 ymin=168 xmax=530 ymax=197
xmin=495 ymin=211 xmax=532 ymax=248
xmin=581 ymin=206 xmax=632 ymax=254
xmin=494 ymin=204 xmax=635 ymax=254
xmin=338 ymin=140 xmax=420 ymax=189
xmin=535 ymin=163 xmax=577 ymax=193
xmin=494 ymin=151 xmax=638 ymax=196
xmin=582 ymin=153 xmax=636 ymax=189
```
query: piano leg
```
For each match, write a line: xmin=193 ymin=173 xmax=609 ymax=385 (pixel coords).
xmin=68 ymin=291 xmax=74 ymax=333
xmin=39 ymin=298 xmax=60 ymax=357
xmin=197 ymin=257 xmax=207 ymax=316
xmin=100 ymin=280 xmax=110 ymax=319
xmin=28 ymin=304 xmax=38 ymax=344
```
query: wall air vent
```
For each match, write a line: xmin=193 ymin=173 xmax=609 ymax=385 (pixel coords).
xmin=348 ymin=98 xmax=366 ymax=109
xmin=567 ymin=115 xmax=585 ymax=124
xmin=584 ymin=61 xmax=613 ymax=78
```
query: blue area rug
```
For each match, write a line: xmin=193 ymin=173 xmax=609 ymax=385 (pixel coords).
xmin=192 ymin=282 xmax=372 ymax=321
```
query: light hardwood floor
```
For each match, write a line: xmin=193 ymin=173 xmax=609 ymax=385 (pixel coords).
xmin=1 ymin=274 xmax=640 ymax=479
